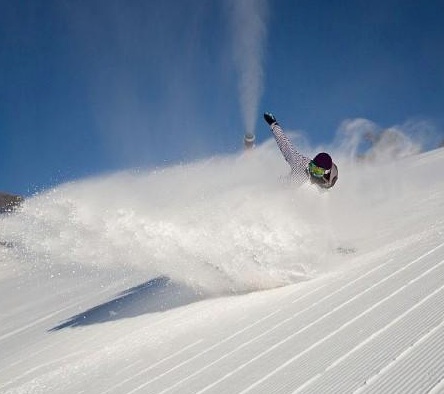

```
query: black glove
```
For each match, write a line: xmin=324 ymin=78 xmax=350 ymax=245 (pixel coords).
xmin=264 ymin=112 xmax=278 ymax=126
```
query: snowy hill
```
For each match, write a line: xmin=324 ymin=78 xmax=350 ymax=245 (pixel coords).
xmin=1 ymin=144 xmax=444 ymax=393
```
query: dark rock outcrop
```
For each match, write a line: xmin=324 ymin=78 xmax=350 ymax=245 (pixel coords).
xmin=0 ymin=192 xmax=23 ymax=213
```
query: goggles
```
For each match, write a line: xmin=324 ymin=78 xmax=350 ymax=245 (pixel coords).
xmin=308 ymin=161 xmax=330 ymax=178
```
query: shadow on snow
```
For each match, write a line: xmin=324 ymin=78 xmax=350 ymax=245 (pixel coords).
xmin=49 ymin=276 xmax=204 ymax=331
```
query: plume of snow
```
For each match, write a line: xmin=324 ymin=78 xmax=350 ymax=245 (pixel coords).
xmin=227 ymin=0 xmax=268 ymax=138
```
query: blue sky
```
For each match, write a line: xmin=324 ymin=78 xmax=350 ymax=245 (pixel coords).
xmin=1 ymin=0 xmax=443 ymax=196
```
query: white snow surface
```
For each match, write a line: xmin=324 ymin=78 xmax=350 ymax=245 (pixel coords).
xmin=1 ymin=143 xmax=444 ymax=393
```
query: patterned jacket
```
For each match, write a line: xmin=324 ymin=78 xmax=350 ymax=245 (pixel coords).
xmin=269 ymin=123 xmax=338 ymax=189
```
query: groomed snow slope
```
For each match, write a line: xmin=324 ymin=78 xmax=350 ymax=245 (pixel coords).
xmin=1 ymin=144 xmax=444 ymax=393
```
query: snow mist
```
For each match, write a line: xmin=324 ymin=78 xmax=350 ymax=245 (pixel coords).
xmin=227 ymin=0 xmax=268 ymax=140
xmin=1 ymin=118 xmax=430 ymax=299
xmin=1 ymin=147 xmax=327 ymax=297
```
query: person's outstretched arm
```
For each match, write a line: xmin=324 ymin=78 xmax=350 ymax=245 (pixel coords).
xmin=264 ymin=113 xmax=311 ymax=178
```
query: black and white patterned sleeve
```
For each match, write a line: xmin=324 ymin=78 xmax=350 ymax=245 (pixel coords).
xmin=270 ymin=123 xmax=311 ymax=181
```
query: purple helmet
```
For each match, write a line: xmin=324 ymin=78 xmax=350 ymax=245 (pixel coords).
xmin=312 ymin=152 xmax=332 ymax=170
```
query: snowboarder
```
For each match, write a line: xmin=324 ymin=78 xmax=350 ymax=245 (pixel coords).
xmin=264 ymin=112 xmax=338 ymax=189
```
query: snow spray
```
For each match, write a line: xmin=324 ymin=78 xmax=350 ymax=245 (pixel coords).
xmin=0 ymin=149 xmax=333 ymax=296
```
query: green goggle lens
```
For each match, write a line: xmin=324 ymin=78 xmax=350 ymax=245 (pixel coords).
xmin=308 ymin=161 xmax=327 ymax=178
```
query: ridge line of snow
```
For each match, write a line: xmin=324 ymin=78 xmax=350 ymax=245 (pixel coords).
xmin=0 ymin=350 xmax=85 ymax=391
xmin=0 ymin=284 xmax=116 ymax=343
xmin=156 ymin=263 xmax=393 ymax=394
xmin=0 ymin=307 xmax=74 ymax=343
xmin=152 ymin=285 xmax=328 ymax=394
xmin=240 ymin=254 xmax=444 ymax=394
xmin=429 ymin=378 xmax=444 ymax=394
xmin=123 ymin=310 xmax=281 ymax=394
xmin=102 ymin=340 xmax=203 ymax=394
xmin=291 ymin=261 xmax=389 ymax=305
xmin=353 ymin=316 xmax=444 ymax=393
xmin=202 ymin=243 xmax=444 ymax=394
xmin=296 ymin=268 xmax=444 ymax=393
xmin=124 ymin=284 xmax=328 ymax=394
